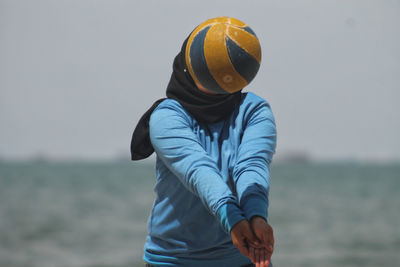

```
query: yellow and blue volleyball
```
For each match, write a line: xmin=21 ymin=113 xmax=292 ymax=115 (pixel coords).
xmin=185 ymin=17 xmax=261 ymax=94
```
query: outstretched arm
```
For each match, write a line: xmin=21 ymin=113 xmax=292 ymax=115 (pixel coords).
xmin=232 ymin=98 xmax=277 ymax=265
xmin=233 ymin=99 xmax=276 ymax=223
xmin=150 ymin=101 xmax=245 ymax=234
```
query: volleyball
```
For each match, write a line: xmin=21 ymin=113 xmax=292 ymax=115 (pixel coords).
xmin=185 ymin=17 xmax=261 ymax=94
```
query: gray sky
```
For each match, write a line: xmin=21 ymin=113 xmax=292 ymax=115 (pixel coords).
xmin=0 ymin=0 xmax=399 ymax=161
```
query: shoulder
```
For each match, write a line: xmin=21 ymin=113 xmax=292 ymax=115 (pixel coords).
xmin=154 ymin=98 xmax=184 ymax=113
xmin=151 ymin=99 xmax=191 ymax=121
xmin=239 ymin=92 xmax=274 ymax=120
xmin=150 ymin=99 xmax=193 ymax=130
xmin=241 ymin=92 xmax=271 ymax=108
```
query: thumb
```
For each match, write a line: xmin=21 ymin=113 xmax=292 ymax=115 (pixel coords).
xmin=262 ymin=229 xmax=274 ymax=253
xmin=242 ymin=224 xmax=261 ymax=247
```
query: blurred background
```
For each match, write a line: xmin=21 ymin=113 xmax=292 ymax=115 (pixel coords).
xmin=0 ymin=0 xmax=399 ymax=266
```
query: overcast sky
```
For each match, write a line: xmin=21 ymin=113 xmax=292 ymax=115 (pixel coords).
xmin=0 ymin=0 xmax=399 ymax=161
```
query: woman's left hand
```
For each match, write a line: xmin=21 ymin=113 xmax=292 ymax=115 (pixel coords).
xmin=249 ymin=216 xmax=274 ymax=267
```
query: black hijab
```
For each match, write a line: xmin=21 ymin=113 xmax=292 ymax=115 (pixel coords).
xmin=130 ymin=38 xmax=242 ymax=160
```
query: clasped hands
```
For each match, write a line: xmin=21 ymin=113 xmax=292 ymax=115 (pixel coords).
xmin=230 ymin=216 xmax=274 ymax=267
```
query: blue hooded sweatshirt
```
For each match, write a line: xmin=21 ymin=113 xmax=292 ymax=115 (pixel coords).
xmin=143 ymin=92 xmax=276 ymax=266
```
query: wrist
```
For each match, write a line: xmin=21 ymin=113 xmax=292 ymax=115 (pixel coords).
xmin=240 ymin=194 xmax=269 ymax=221
xmin=217 ymin=203 xmax=246 ymax=233
xmin=250 ymin=215 xmax=266 ymax=222
xmin=250 ymin=214 xmax=268 ymax=224
xmin=250 ymin=215 xmax=268 ymax=228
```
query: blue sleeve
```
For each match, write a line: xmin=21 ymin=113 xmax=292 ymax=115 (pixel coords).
xmin=149 ymin=101 xmax=245 ymax=233
xmin=233 ymin=99 xmax=277 ymax=222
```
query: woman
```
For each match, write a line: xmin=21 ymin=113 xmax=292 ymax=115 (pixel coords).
xmin=131 ymin=17 xmax=276 ymax=267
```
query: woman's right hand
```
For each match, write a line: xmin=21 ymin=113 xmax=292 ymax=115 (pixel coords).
xmin=230 ymin=220 xmax=260 ymax=263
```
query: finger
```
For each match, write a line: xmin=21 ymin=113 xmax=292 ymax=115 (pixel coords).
xmin=265 ymin=250 xmax=272 ymax=267
xmin=249 ymin=246 xmax=256 ymax=264
xmin=262 ymin=232 xmax=274 ymax=253
xmin=269 ymin=228 xmax=275 ymax=250
xmin=259 ymin=248 xmax=265 ymax=267
xmin=255 ymin=248 xmax=261 ymax=267
xmin=244 ymin=229 xmax=261 ymax=248
xmin=236 ymin=241 xmax=250 ymax=258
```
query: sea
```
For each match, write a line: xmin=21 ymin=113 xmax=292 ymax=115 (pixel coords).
xmin=0 ymin=161 xmax=399 ymax=267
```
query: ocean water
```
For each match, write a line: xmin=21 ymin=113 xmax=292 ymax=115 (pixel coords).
xmin=0 ymin=161 xmax=399 ymax=267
